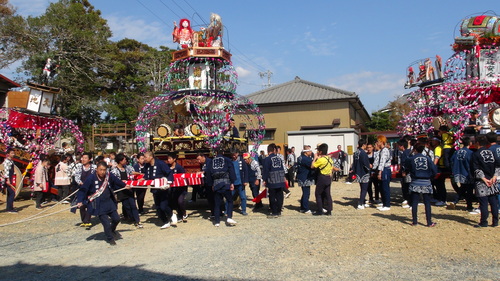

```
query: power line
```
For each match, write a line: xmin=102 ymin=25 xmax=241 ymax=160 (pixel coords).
xmin=229 ymin=43 xmax=267 ymax=73
xmin=159 ymin=0 xmax=183 ymax=21
xmin=135 ymin=0 xmax=173 ymax=29
xmin=170 ymin=0 xmax=192 ymax=21
xmin=180 ymin=0 xmax=207 ymax=27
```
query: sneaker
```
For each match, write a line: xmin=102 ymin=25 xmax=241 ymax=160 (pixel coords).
xmin=376 ymin=203 xmax=383 ymax=207
xmin=363 ymin=204 xmax=370 ymax=208
xmin=226 ymin=218 xmax=237 ymax=225
xmin=304 ymin=210 xmax=312 ymax=214
xmin=36 ymin=207 xmax=43 ymax=210
xmin=322 ymin=208 xmax=327 ymax=213
xmin=312 ymin=212 xmax=323 ymax=216
xmin=41 ymin=201 xmax=49 ymax=206
xmin=469 ymin=208 xmax=481 ymax=215
xmin=378 ymin=207 xmax=391 ymax=211
xmin=61 ymin=200 xmax=70 ymax=204
xmin=357 ymin=205 xmax=365 ymax=210
xmin=241 ymin=212 xmax=248 ymax=216
xmin=171 ymin=214 xmax=178 ymax=225
xmin=435 ymin=201 xmax=446 ymax=206
xmin=473 ymin=224 xmax=488 ymax=228
xmin=284 ymin=192 xmax=291 ymax=199
xmin=427 ymin=222 xmax=437 ymax=227
xmin=135 ymin=223 xmax=144 ymax=229
xmin=402 ymin=204 xmax=411 ymax=209
xmin=160 ymin=223 xmax=171 ymax=229
xmin=410 ymin=222 xmax=418 ymax=226
xmin=107 ymin=239 xmax=117 ymax=246
xmin=182 ymin=215 xmax=188 ymax=222
xmin=447 ymin=202 xmax=456 ymax=210
xmin=345 ymin=181 xmax=352 ymax=185
xmin=7 ymin=210 xmax=18 ymax=214
xmin=490 ymin=224 xmax=498 ymax=227
xmin=430 ymin=198 xmax=438 ymax=203
xmin=267 ymin=214 xmax=279 ymax=218
xmin=214 ymin=223 xmax=220 ymax=227
xmin=80 ymin=223 xmax=91 ymax=227
xmin=402 ymin=200 xmax=408 ymax=205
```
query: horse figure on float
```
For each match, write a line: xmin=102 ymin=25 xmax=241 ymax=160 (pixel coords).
xmin=40 ymin=58 xmax=60 ymax=85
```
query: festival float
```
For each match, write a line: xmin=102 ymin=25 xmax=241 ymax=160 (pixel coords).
xmin=135 ymin=13 xmax=265 ymax=173
xmin=399 ymin=13 xmax=500 ymax=141
xmin=0 ymin=80 xmax=84 ymax=201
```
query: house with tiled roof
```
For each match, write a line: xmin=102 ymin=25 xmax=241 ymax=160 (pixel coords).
xmin=0 ymin=74 xmax=20 ymax=108
xmin=244 ymin=76 xmax=370 ymax=145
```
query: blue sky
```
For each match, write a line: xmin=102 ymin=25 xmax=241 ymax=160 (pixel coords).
xmin=3 ymin=0 xmax=500 ymax=113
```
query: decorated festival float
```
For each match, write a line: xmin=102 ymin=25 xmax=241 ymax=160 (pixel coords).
xmin=399 ymin=13 xmax=500 ymax=141
xmin=0 ymin=79 xmax=84 ymax=201
xmin=135 ymin=13 xmax=265 ymax=173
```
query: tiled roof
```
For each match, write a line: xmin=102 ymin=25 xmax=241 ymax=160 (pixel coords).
xmin=245 ymin=76 xmax=357 ymax=104
xmin=0 ymin=74 xmax=20 ymax=88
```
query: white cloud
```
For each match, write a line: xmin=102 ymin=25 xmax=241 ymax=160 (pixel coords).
xmin=10 ymin=0 xmax=52 ymax=16
xmin=303 ymin=31 xmax=336 ymax=56
xmin=328 ymin=71 xmax=407 ymax=112
xmin=105 ymin=15 xmax=172 ymax=48
xmin=236 ymin=66 xmax=251 ymax=79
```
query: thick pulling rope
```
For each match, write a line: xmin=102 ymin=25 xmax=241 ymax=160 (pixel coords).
xmin=0 ymin=185 xmax=169 ymax=227
xmin=0 ymin=205 xmax=75 ymax=227
xmin=0 ymin=189 xmax=79 ymax=228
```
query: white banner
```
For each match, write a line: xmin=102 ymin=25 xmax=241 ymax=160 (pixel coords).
xmin=479 ymin=49 xmax=500 ymax=81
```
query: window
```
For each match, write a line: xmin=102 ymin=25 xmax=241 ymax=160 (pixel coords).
xmin=246 ymin=128 xmax=275 ymax=140
xmin=263 ymin=129 xmax=275 ymax=140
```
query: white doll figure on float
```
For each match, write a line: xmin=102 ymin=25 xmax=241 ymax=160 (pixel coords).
xmin=41 ymin=58 xmax=52 ymax=84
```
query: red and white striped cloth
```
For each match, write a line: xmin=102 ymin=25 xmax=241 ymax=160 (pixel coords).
xmin=172 ymin=173 xmax=204 ymax=187
xmin=391 ymin=165 xmax=399 ymax=173
xmin=125 ymin=178 xmax=169 ymax=188
xmin=125 ymin=173 xmax=204 ymax=188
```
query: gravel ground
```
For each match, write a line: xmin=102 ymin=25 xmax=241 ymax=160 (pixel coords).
xmin=0 ymin=180 xmax=499 ymax=281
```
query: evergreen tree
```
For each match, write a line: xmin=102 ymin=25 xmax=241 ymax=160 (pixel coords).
xmin=0 ymin=0 xmax=113 ymax=127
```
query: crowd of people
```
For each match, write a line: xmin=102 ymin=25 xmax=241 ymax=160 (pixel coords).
xmin=2 ymin=128 xmax=499 ymax=245
xmin=351 ymin=129 xmax=499 ymax=228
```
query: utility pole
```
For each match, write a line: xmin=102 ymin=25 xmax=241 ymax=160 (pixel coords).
xmin=258 ymin=70 xmax=273 ymax=88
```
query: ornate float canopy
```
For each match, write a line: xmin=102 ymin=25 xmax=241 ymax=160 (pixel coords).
xmin=399 ymin=12 xmax=500 ymax=142
xmin=135 ymin=13 xmax=265 ymax=154
xmin=0 ymin=108 xmax=84 ymax=156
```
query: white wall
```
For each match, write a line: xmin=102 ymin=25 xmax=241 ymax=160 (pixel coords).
xmin=287 ymin=129 xmax=359 ymax=174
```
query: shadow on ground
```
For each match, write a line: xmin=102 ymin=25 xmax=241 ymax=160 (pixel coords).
xmin=1 ymin=262 xmax=253 ymax=281
xmin=372 ymin=211 xmax=478 ymax=226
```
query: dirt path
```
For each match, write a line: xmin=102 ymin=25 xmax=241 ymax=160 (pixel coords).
xmin=0 ymin=180 xmax=498 ymax=280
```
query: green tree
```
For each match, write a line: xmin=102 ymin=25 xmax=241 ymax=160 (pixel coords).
xmin=366 ymin=111 xmax=393 ymax=131
xmin=0 ymin=0 xmax=113 ymax=127
xmin=101 ymin=39 xmax=173 ymax=123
